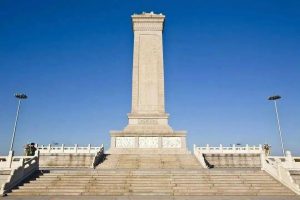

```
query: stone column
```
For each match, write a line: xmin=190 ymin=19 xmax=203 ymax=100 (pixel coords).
xmin=123 ymin=12 xmax=173 ymax=134
xmin=131 ymin=12 xmax=165 ymax=115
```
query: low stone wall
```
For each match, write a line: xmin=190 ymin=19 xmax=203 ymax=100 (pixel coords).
xmin=39 ymin=153 xmax=95 ymax=168
xmin=203 ymin=153 xmax=261 ymax=168
xmin=37 ymin=144 xmax=103 ymax=168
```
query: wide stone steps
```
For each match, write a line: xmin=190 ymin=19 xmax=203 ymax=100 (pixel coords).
xmin=8 ymin=168 xmax=296 ymax=196
xmin=98 ymin=154 xmax=202 ymax=169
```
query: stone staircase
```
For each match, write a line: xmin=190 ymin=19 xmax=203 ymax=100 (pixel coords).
xmin=6 ymin=154 xmax=296 ymax=196
xmin=98 ymin=154 xmax=202 ymax=169
xmin=8 ymin=168 xmax=296 ymax=196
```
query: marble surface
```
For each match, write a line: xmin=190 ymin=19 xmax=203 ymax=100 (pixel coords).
xmin=115 ymin=137 xmax=135 ymax=148
xmin=138 ymin=137 xmax=159 ymax=148
xmin=162 ymin=137 xmax=181 ymax=148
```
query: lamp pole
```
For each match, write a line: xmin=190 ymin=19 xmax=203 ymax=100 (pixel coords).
xmin=9 ymin=93 xmax=28 ymax=153
xmin=268 ymin=95 xmax=285 ymax=156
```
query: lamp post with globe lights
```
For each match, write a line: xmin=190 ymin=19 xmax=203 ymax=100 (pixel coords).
xmin=268 ymin=95 xmax=285 ymax=156
xmin=9 ymin=93 xmax=28 ymax=154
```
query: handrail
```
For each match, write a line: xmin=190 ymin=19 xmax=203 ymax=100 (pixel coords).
xmin=37 ymin=144 xmax=103 ymax=154
xmin=261 ymin=152 xmax=300 ymax=195
xmin=193 ymin=145 xmax=208 ymax=168
xmin=1 ymin=152 xmax=39 ymax=196
xmin=0 ymin=152 xmax=35 ymax=170
xmin=194 ymin=144 xmax=263 ymax=154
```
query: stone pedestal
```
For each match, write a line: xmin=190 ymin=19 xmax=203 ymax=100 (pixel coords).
xmin=109 ymin=131 xmax=187 ymax=154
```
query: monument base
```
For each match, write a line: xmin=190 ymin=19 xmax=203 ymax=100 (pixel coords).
xmin=108 ymin=131 xmax=188 ymax=154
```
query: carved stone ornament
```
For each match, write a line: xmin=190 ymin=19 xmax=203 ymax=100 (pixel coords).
xmin=139 ymin=137 xmax=159 ymax=148
xmin=162 ymin=137 xmax=181 ymax=148
xmin=115 ymin=137 xmax=135 ymax=148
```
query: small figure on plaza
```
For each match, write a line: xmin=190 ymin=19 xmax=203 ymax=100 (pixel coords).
xmin=24 ymin=143 xmax=37 ymax=156
xmin=263 ymin=144 xmax=271 ymax=156
xmin=24 ymin=144 xmax=30 ymax=156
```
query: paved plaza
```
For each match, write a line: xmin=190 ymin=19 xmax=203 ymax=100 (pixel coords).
xmin=2 ymin=195 xmax=300 ymax=200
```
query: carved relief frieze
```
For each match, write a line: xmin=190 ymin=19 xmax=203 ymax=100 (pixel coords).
xmin=162 ymin=137 xmax=181 ymax=148
xmin=139 ymin=137 xmax=159 ymax=148
xmin=115 ymin=137 xmax=135 ymax=148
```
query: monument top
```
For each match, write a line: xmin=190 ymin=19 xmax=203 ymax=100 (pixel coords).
xmin=132 ymin=11 xmax=165 ymax=18
xmin=131 ymin=12 xmax=165 ymax=31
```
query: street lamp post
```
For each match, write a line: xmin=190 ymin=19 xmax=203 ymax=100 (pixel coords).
xmin=9 ymin=93 xmax=28 ymax=154
xmin=268 ymin=95 xmax=285 ymax=156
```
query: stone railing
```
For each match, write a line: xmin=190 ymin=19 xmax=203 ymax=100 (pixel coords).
xmin=267 ymin=152 xmax=300 ymax=170
xmin=0 ymin=151 xmax=36 ymax=170
xmin=261 ymin=151 xmax=300 ymax=195
xmin=37 ymin=144 xmax=103 ymax=154
xmin=1 ymin=152 xmax=39 ymax=196
xmin=194 ymin=144 xmax=263 ymax=154
xmin=193 ymin=145 xmax=208 ymax=168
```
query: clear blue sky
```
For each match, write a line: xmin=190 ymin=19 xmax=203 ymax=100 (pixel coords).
xmin=0 ymin=0 xmax=299 ymax=156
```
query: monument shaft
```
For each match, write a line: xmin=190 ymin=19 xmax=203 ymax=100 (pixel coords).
xmin=109 ymin=13 xmax=187 ymax=154
xmin=131 ymin=14 xmax=165 ymax=115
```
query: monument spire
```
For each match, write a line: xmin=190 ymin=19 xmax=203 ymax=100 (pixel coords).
xmin=124 ymin=12 xmax=172 ymax=134
xmin=131 ymin=12 xmax=166 ymax=115
xmin=109 ymin=12 xmax=187 ymax=154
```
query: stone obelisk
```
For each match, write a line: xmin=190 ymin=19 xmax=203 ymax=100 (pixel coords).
xmin=109 ymin=12 xmax=187 ymax=154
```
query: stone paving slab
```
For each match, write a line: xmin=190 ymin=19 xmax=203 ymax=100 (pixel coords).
xmin=1 ymin=196 xmax=300 ymax=200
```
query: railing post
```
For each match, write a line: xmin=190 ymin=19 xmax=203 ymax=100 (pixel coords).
xmin=260 ymin=151 xmax=265 ymax=170
xmin=7 ymin=150 xmax=14 ymax=168
xmin=220 ymin=144 xmax=223 ymax=153
xmin=88 ymin=144 xmax=91 ymax=153
xmin=246 ymin=144 xmax=249 ymax=153
xmin=35 ymin=150 xmax=40 ymax=167
xmin=276 ymin=158 xmax=282 ymax=180
xmin=75 ymin=144 xmax=78 ymax=153
xmin=61 ymin=144 xmax=64 ymax=153
xmin=286 ymin=151 xmax=294 ymax=168
xmin=48 ymin=144 xmax=51 ymax=153
xmin=21 ymin=158 xmax=25 ymax=167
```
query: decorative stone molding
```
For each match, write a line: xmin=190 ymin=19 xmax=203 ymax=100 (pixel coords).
xmin=132 ymin=12 xmax=165 ymax=31
xmin=132 ymin=23 xmax=164 ymax=31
